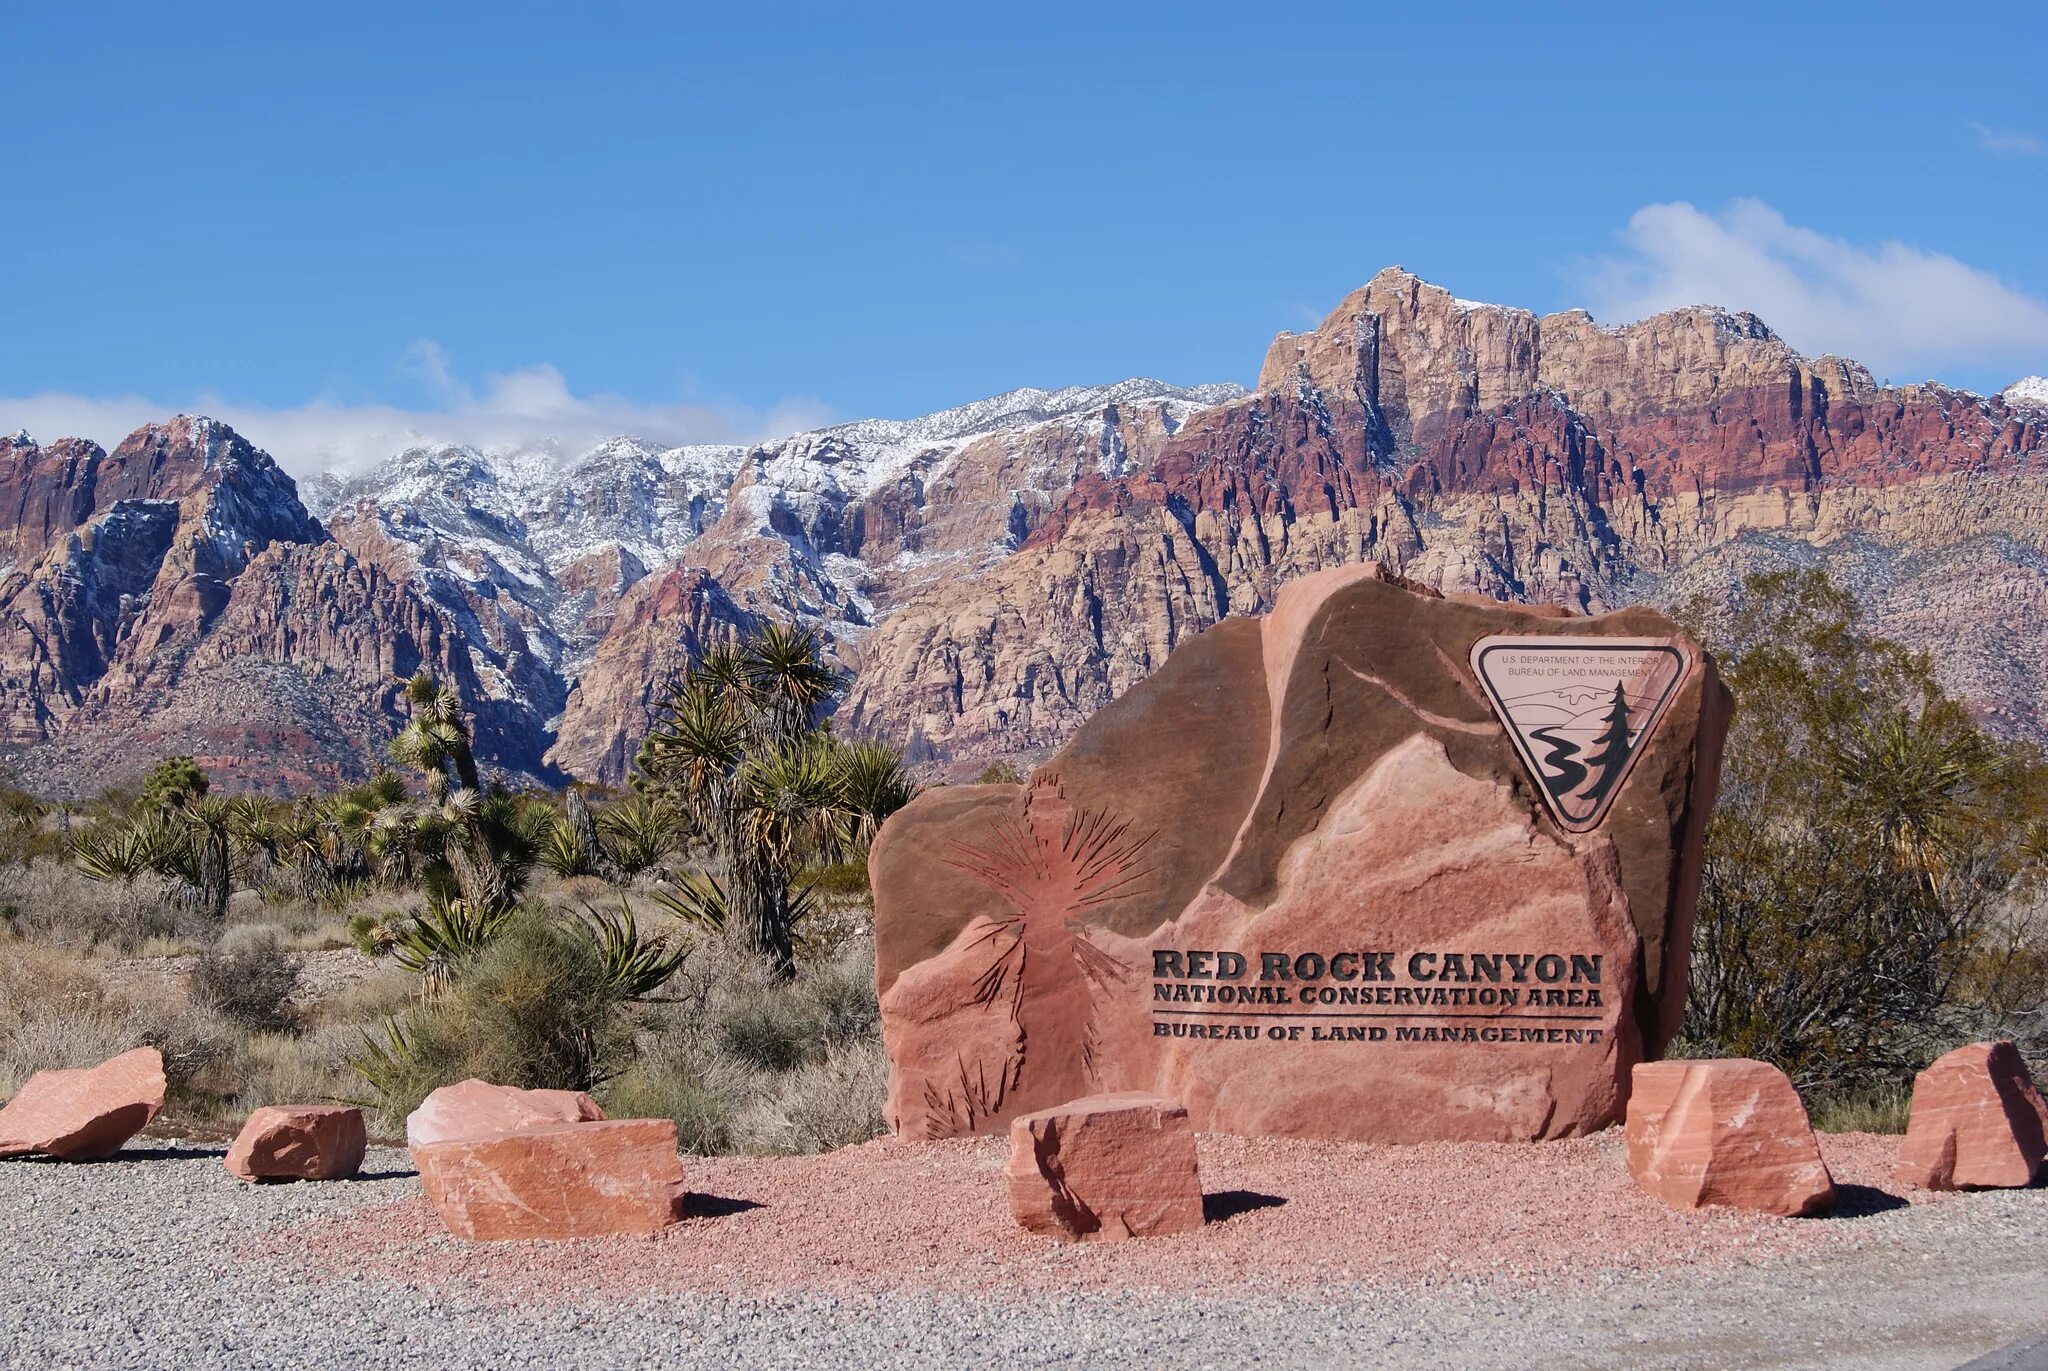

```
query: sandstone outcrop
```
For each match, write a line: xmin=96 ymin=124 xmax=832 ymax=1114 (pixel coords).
xmin=1004 ymin=1093 xmax=1204 ymax=1242
xmin=873 ymin=564 xmax=1729 ymax=1143
xmin=225 ymin=1105 xmax=368 ymax=1182
xmin=1626 ymin=1059 xmax=1835 ymax=1217
xmin=0 ymin=1047 xmax=166 ymax=1161
xmin=1894 ymin=1041 xmax=2048 ymax=1190
xmin=412 ymin=1119 xmax=686 ymax=1241
xmin=404 ymin=1079 xmax=607 ymax=1148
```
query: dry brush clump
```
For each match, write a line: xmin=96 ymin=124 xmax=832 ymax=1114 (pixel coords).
xmin=602 ymin=933 xmax=888 ymax=1155
xmin=1682 ymin=569 xmax=2048 ymax=1122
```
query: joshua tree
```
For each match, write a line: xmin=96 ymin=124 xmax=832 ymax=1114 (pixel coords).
xmin=634 ymin=622 xmax=914 ymax=978
xmin=140 ymin=755 xmax=210 ymax=816
xmin=390 ymin=670 xmax=480 ymax=800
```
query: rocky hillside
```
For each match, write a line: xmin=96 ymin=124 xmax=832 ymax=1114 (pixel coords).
xmin=4 ymin=271 xmax=2044 ymax=795
xmin=845 ymin=271 xmax=2048 ymax=762
xmin=0 ymin=384 xmax=1239 ymax=794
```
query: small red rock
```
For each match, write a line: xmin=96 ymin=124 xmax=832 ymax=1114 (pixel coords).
xmin=413 ymin=1119 xmax=686 ymax=1241
xmin=225 ymin=1105 xmax=368 ymax=1181
xmin=1895 ymin=1041 xmax=2048 ymax=1190
xmin=1626 ymin=1059 xmax=1835 ymax=1217
xmin=1004 ymin=1092 xmax=1204 ymax=1242
xmin=0 ymin=1047 xmax=166 ymax=1162
xmin=404 ymin=1078 xmax=606 ymax=1148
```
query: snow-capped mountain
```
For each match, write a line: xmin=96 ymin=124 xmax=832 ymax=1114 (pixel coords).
xmin=2005 ymin=376 xmax=2048 ymax=410
xmin=305 ymin=377 xmax=1241 ymax=577
xmin=289 ymin=377 xmax=1246 ymax=757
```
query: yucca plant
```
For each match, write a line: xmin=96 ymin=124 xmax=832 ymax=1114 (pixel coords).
xmin=646 ymin=870 xmax=820 ymax=936
xmin=390 ymin=669 xmax=480 ymax=800
xmin=540 ymin=815 xmax=598 ymax=877
xmin=579 ymin=899 xmax=690 ymax=999
xmin=596 ymin=793 xmax=678 ymax=876
xmin=647 ymin=871 xmax=730 ymax=932
xmin=388 ymin=893 xmax=517 ymax=994
xmin=69 ymin=815 xmax=195 ymax=887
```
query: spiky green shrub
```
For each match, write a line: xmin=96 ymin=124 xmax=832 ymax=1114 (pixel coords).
xmin=350 ymin=911 xmax=637 ymax=1129
xmin=633 ymin=621 xmax=914 ymax=978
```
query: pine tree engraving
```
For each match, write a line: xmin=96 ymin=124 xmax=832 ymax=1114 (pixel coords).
xmin=1579 ymin=683 xmax=1635 ymax=810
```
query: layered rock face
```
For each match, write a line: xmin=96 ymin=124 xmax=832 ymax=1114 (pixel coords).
xmin=846 ymin=270 xmax=2048 ymax=762
xmin=405 ymin=1079 xmax=608 ymax=1148
xmin=225 ymin=1105 xmax=368 ymax=1182
xmin=872 ymin=566 xmax=1729 ymax=1144
xmin=1004 ymin=1093 xmax=1205 ymax=1242
xmin=412 ymin=1119 xmax=687 ymax=1241
xmin=0 ymin=1047 xmax=165 ymax=1161
xmin=0 ymin=419 xmax=503 ymax=794
xmin=1894 ymin=1040 xmax=2048 ymax=1190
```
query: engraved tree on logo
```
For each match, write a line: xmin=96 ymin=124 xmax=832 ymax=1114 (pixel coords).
xmin=1579 ymin=683 xmax=1635 ymax=810
xmin=934 ymin=775 xmax=1152 ymax=1129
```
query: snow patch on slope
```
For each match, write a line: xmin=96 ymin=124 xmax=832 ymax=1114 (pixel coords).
xmin=2005 ymin=376 xmax=2048 ymax=409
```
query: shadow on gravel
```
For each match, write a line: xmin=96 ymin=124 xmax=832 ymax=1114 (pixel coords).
xmin=21 ymin=1145 xmax=226 ymax=1164
xmin=1203 ymin=1190 xmax=1287 ymax=1223
xmin=683 ymin=1193 xmax=764 ymax=1219
xmin=1829 ymin=1183 xmax=1910 ymax=1219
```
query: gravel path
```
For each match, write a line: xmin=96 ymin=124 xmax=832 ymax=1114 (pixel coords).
xmin=4 ymin=1134 xmax=2045 ymax=1370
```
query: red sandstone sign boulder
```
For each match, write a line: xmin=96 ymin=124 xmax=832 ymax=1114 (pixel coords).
xmin=1626 ymin=1059 xmax=1835 ymax=1217
xmin=872 ymin=565 xmax=1730 ymax=1143
xmin=0 ymin=1047 xmax=166 ymax=1161
xmin=413 ymin=1119 xmax=686 ymax=1241
xmin=1895 ymin=1041 xmax=2048 ymax=1191
xmin=1005 ymin=1093 xmax=1204 ymax=1242
xmin=225 ymin=1105 xmax=368 ymax=1182
xmin=404 ymin=1079 xmax=607 ymax=1148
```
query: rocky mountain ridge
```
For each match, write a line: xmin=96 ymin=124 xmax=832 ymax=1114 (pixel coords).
xmin=0 ymin=382 xmax=1243 ymax=793
xmin=4 ymin=272 xmax=2045 ymax=795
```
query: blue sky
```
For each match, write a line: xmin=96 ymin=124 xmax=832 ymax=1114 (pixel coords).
xmin=4 ymin=0 xmax=2045 ymax=471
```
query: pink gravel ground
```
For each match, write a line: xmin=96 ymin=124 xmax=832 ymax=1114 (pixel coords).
xmin=249 ymin=1131 xmax=1946 ymax=1303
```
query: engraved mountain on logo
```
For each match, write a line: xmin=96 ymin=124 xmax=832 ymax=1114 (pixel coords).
xmin=1470 ymin=637 xmax=1691 ymax=833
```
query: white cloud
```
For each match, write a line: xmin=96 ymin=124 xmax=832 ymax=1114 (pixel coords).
xmin=1971 ymin=122 xmax=2043 ymax=156
xmin=1575 ymin=199 xmax=2048 ymax=383
xmin=0 ymin=346 xmax=837 ymax=477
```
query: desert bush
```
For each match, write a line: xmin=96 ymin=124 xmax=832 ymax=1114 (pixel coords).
xmin=1807 ymin=1085 xmax=1913 ymax=1135
xmin=189 ymin=929 xmax=302 ymax=1034
xmin=0 ymin=940 xmax=135 ymax=1094
xmin=1682 ymin=570 xmax=2048 ymax=1094
xmin=602 ymin=1060 xmax=739 ymax=1155
xmin=0 ymin=938 xmax=236 ymax=1106
xmin=598 ymin=935 xmax=886 ymax=1154
xmin=737 ymin=1041 xmax=888 ymax=1154
xmin=805 ymin=859 xmax=871 ymax=900
xmin=351 ymin=910 xmax=638 ymax=1130
xmin=0 ymin=859 xmax=211 ymax=951
xmin=717 ymin=996 xmax=818 ymax=1072
xmin=223 ymin=1023 xmax=371 ymax=1115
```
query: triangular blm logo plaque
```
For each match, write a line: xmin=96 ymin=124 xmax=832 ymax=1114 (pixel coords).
xmin=1470 ymin=636 xmax=1692 ymax=834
